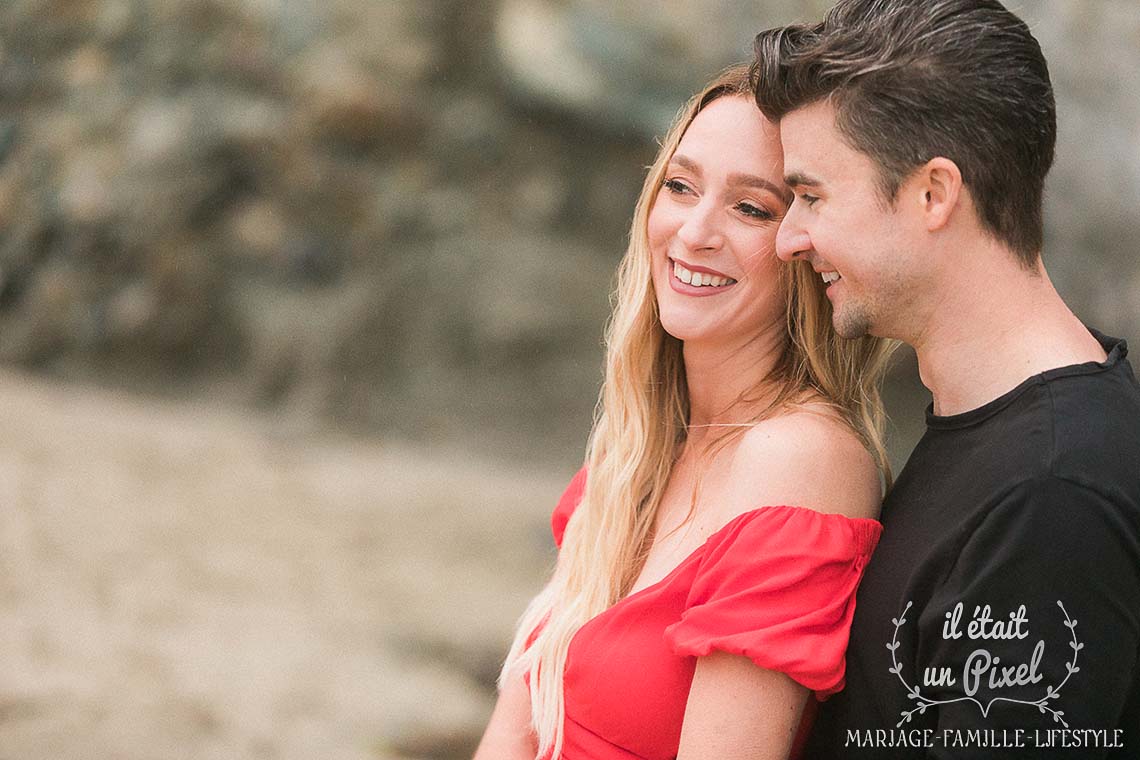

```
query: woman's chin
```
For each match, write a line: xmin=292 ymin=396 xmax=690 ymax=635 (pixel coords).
xmin=658 ymin=311 xmax=782 ymax=352
xmin=658 ymin=316 xmax=714 ymax=345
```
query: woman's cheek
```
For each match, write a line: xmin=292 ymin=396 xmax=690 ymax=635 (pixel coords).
xmin=646 ymin=209 xmax=671 ymax=252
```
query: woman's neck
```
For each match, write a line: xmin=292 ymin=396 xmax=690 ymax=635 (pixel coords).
xmin=682 ymin=326 xmax=786 ymax=440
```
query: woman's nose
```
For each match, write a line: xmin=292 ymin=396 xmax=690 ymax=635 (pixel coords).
xmin=675 ymin=200 xmax=724 ymax=252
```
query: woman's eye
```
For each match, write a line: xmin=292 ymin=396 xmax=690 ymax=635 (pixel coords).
xmin=736 ymin=201 xmax=773 ymax=220
xmin=799 ymin=193 xmax=820 ymax=208
xmin=662 ymin=178 xmax=692 ymax=195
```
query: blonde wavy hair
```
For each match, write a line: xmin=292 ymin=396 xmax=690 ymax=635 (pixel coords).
xmin=499 ymin=64 xmax=897 ymax=759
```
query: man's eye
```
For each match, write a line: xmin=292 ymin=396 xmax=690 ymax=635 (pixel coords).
xmin=662 ymin=178 xmax=692 ymax=195
xmin=799 ymin=193 xmax=820 ymax=208
xmin=736 ymin=202 xmax=773 ymax=220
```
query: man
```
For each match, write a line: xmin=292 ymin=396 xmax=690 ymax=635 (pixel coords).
xmin=751 ymin=1 xmax=1140 ymax=758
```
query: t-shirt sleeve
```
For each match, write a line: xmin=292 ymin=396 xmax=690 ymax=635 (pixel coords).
xmin=662 ymin=505 xmax=883 ymax=698
xmin=915 ymin=476 xmax=1140 ymax=759
xmin=551 ymin=466 xmax=587 ymax=549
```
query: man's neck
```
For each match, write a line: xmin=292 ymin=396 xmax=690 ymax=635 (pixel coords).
xmin=911 ymin=259 xmax=1106 ymax=417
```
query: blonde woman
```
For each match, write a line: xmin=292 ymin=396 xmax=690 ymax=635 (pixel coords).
xmin=474 ymin=65 xmax=895 ymax=760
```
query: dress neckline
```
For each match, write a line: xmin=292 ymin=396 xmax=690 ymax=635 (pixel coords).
xmin=613 ymin=503 xmax=881 ymax=608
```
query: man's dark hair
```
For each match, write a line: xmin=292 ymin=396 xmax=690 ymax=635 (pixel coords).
xmin=751 ymin=0 xmax=1056 ymax=266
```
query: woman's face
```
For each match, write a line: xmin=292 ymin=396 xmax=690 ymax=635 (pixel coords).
xmin=648 ymin=95 xmax=791 ymax=351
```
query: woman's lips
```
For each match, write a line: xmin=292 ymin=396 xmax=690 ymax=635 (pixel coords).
xmin=669 ymin=257 xmax=738 ymax=297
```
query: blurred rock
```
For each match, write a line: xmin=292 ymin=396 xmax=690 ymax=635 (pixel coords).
xmin=127 ymin=97 xmax=197 ymax=164
xmin=509 ymin=171 xmax=570 ymax=230
xmin=0 ymin=0 xmax=1134 ymax=462
xmin=228 ymin=198 xmax=288 ymax=264
xmin=327 ymin=230 xmax=610 ymax=449
xmin=63 ymin=44 xmax=113 ymax=90
xmin=427 ymin=92 xmax=513 ymax=169
xmin=0 ymin=119 xmax=18 ymax=167
xmin=1018 ymin=0 xmax=1140 ymax=324
xmin=0 ymin=262 xmax=81 ymax=365
xmin=104 ymin=280 xmax=159 ymax=340
xmin=341 ymin=1 xmax=445 ymax=86
xmin=91 ymin=0 xmax=137 ymax=43
xmin=493 ymin=0 xmax=827 ymax=136
xmin=291 ymin=46 xmax=426 ymax=153
xmin=57 ymin=146 xmax=121 ymax=224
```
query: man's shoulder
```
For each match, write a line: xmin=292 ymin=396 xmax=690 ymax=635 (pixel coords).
xmin=1044 ymin=331 xmax=1140 ymax=416
xmin=905 ymin=345 xmax=1140 ymax=498
xmin=1044 ymin=351 xmax=1140 ymax=495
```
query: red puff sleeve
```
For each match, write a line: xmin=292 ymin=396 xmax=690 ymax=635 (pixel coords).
xmin=662 ymin=505 xmax=882 ymax=698
xmin=551 ymin=466 xmax=587 ymax=549
xmin=524 ymin=467 xmax=588 ymax=653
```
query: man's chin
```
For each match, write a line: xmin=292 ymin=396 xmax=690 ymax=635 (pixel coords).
xmin=832 ymin=309 xmax=873 ymax=340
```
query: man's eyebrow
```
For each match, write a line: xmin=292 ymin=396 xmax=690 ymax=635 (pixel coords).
xmin=784 ymin=171 xmax=823 ymax=189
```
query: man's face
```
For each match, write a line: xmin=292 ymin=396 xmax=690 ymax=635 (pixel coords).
xmin=775 ymin=100 xmax=926 ymax=340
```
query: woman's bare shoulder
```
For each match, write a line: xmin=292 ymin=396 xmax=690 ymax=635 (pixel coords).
xmin=725 ymin=402 xmax=882 ymax=520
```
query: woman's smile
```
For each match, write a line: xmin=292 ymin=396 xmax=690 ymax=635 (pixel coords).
xmin=669 ymin=257 xmax=739 ymax=297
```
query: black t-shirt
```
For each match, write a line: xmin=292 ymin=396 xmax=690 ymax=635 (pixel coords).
xmin=806 ymin=331 xmax=1140 ymax=759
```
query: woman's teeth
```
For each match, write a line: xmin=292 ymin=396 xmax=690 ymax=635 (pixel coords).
xmin=673 ymin=261 xmax=736 ymax=287
xmin=821 ymin=271 xmax=841 ymax=284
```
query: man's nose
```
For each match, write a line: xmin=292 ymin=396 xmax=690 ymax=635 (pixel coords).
xmin=775 ymin=209 xmax=811 ymax=262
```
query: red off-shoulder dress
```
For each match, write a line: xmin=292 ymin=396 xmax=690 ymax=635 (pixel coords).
xmin=528 ymin=467 xmax=882 ymax=760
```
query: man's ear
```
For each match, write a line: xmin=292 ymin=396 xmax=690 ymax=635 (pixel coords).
xmin=913 ymin=157 xmax=963 ymax=233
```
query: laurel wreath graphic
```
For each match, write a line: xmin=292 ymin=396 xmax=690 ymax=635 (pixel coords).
xmin=888 ymin=600 xmax=1082 ymax=728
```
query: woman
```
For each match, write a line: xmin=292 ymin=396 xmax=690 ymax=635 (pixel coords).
xmin=475 ymin=64 xmax=895 ymax=760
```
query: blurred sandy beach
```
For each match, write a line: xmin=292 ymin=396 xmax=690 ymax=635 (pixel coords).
xmin=0 ymin=368 xmax=572 ymax=759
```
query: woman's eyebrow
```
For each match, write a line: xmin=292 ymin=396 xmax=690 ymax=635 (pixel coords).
xmin=670 ymin=154 xmax=703 ymax=175
xmin=727 ymin=172 xmax=792 ymax=204
xmin=670 ymin=154 xmax=791 ymax=205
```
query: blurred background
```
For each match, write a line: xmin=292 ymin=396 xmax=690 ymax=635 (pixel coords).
xmin=0 ymin=0 xmax=1136 ymax=758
